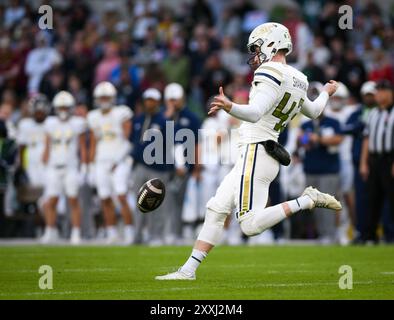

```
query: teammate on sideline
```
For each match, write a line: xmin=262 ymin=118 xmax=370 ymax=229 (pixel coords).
xmin=41 ymin=91 xmax=87 ymax=244
xmin=87 ymin=81 xmax=135 ymax=244
xmin=156 ymin=22 xmax=342 ymax=280
xmin=17 ymin=95 xmax=49 ymax=193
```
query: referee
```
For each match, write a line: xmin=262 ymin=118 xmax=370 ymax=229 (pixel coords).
xmin=360 ymin=80 xmax=394 ymax=243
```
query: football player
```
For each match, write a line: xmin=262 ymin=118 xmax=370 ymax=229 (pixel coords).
xmin=17 ymin=94 xmax=50 ymax=192
xmin=156 ymin=22 xmax=342 ymax=280
xmin=87 ymin=81 xmax=135 ymax=244
xmin=41 ymin=91 xmax=87 ymax=244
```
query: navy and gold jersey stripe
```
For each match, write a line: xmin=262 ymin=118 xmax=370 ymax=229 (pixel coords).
xmin=254 ymin=72 xmax=281 ymax=86
xmin=238 ymin=144 xmax=258 ymax=217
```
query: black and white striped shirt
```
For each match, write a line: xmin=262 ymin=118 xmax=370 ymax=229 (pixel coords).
xmin=364 ymin=106 xmax=394 ymax=154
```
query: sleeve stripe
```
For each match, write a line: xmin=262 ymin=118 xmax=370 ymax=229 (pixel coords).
xmin=254 ymin=72 xmax=281 ymax=86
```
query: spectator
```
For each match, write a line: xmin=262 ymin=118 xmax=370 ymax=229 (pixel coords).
xmin=200 ymin=53 xmax=232 ymax=103
xmin=131 ymin=0 xmax=159 ymax=43
xmin=283 ymin=6 xmax=313 ymax=69
xmin=67 ymin=73 xmax=89 ymax=105
xmin=25 ymin=32 xmax=62 ymax=95
xmin=110 ymin=51 xmax=141 ymax=90
xmin=368 ymin=50 xmax=394 ymax=84
xmin=4 ymin=0 xmax=26 ymax=29
xmin=312 ymin=35 xmax=331 ymax=67
xmin=188 ymin=0 xmax=214 ymax=27
xmin=337 ymin=48 xmax=367 ymax=101
xmin=39 ymin=67 xmax=67 ymax=101
xmin=303 ymin=51 xmax=326 ymax=84
xmin=94 ymin=42 xmax=121 ymax=85
xmin=219 ymin=36 xmax=243 ymax=74
xmin=216 ymin=6 xmax=242 ymax=40
xmin=0 ymin=35 xmax=19 ymax=92
xmin=161 ymin=39 xmax=190 ymax=89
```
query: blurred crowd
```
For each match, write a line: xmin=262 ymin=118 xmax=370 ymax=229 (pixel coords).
xmin=0 ymin=0 xmax=393 ymax=245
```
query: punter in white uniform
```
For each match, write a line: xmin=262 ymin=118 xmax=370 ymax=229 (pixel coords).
xmin=17 ymin=94 xmax=49 ymax=189
xmin=41 ymin=91 xmax=87 ymax=244
xmin=87 ymin=81 xmax=135 ymax=244
xmin=157 ymin=22 xmax=342 ymax=280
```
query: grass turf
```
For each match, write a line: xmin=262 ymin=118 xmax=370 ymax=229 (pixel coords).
xmin=0 ymin=245 xmax=393 ymax=299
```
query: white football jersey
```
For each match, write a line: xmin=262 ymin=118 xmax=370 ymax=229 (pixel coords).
xmin=44 ymin=116 xmax=87 ymax=168
xmin=238 ymin=61 xmax=308 ymax=144
xmin=17 ymin=118 xmax=46 ymax=168
xmin=87 ymin=106 xmax=133 ymax=163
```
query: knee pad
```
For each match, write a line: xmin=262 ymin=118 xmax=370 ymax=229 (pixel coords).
xmin=197 ymin=209 xmax=227 ymax=245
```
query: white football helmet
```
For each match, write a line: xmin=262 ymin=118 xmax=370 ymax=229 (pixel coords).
xmin=93 ymin=81 xmax=117 ymax=110
xmin=53 ymin=91 xmax=75 ymax=120
xmin=330 ymin=82 xmax=349 ymax=110
xmin=332 ymin=82 xmax=349 ymax=99
xmin=28 ymin=94 xmax=50 ymax=114
xmin=247 ymin=22 xmax=292 ymax=67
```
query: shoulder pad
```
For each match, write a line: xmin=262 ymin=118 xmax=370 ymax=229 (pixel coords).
xmin=254 ymin=62 xmax=284 ymax=86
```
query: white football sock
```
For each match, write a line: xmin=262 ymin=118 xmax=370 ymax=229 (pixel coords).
xmin=287 ymin=195 xmax=314 ymax=213
xmin=124 ymin=225 xmax=135 ymax=240
xmin=106 ymin=226 xmax=118 ymax=238
xmin=46 ymin=226 xmax=58 ymax=237
xmin=71 ymin=227 xmax=81 ymax=237
xmin=180 ymin=249 xmax=207 ymax=274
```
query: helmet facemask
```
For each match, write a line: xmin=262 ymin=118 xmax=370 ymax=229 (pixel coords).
xmin=247 ymin=39 xmax=277 ymax=69
xmin=56 ymin=106 xmax=72 ymax=121
xmin=95 ymin=96 xmax=115 ymax=110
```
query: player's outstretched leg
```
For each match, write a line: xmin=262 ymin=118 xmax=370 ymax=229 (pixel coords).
xmin=239 ymin=186 xmax=342 ymax=237
xmin=155 ymin=208 xmax=225 ymax=280
xmin=155 ymin=186 xmax=341 ymax=280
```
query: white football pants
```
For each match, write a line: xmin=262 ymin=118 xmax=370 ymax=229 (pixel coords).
xmin=198 ymin=143 xmax=287 ymax=244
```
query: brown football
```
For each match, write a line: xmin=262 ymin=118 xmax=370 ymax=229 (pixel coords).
xmin=136 ymin=178 xmax=166 ymax=213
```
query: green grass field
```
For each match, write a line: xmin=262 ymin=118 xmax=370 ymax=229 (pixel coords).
xmin=0 ymin=245 xmax=393 ymax=299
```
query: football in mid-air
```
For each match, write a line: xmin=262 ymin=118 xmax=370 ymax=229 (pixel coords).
xmin=136 ymin=178 xmax=166 ymax=213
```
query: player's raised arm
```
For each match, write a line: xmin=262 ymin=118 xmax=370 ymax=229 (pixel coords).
xmin=301 ymin=80 xmax=339 ymax=119
xmin=208 ymin=85 xmax=276 ymax=123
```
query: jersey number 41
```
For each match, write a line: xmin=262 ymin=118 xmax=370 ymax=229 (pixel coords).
xmin=272 ymin=92 xmax=304 ymax=132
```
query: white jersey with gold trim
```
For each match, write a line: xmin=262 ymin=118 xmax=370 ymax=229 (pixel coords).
xmin=44 ymin=116 xmax=87 ymax=168
xmin=238 ymin=61 xmax=308 ymax=144
xmin=87 ymin=106 xmax=133 ymax=164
